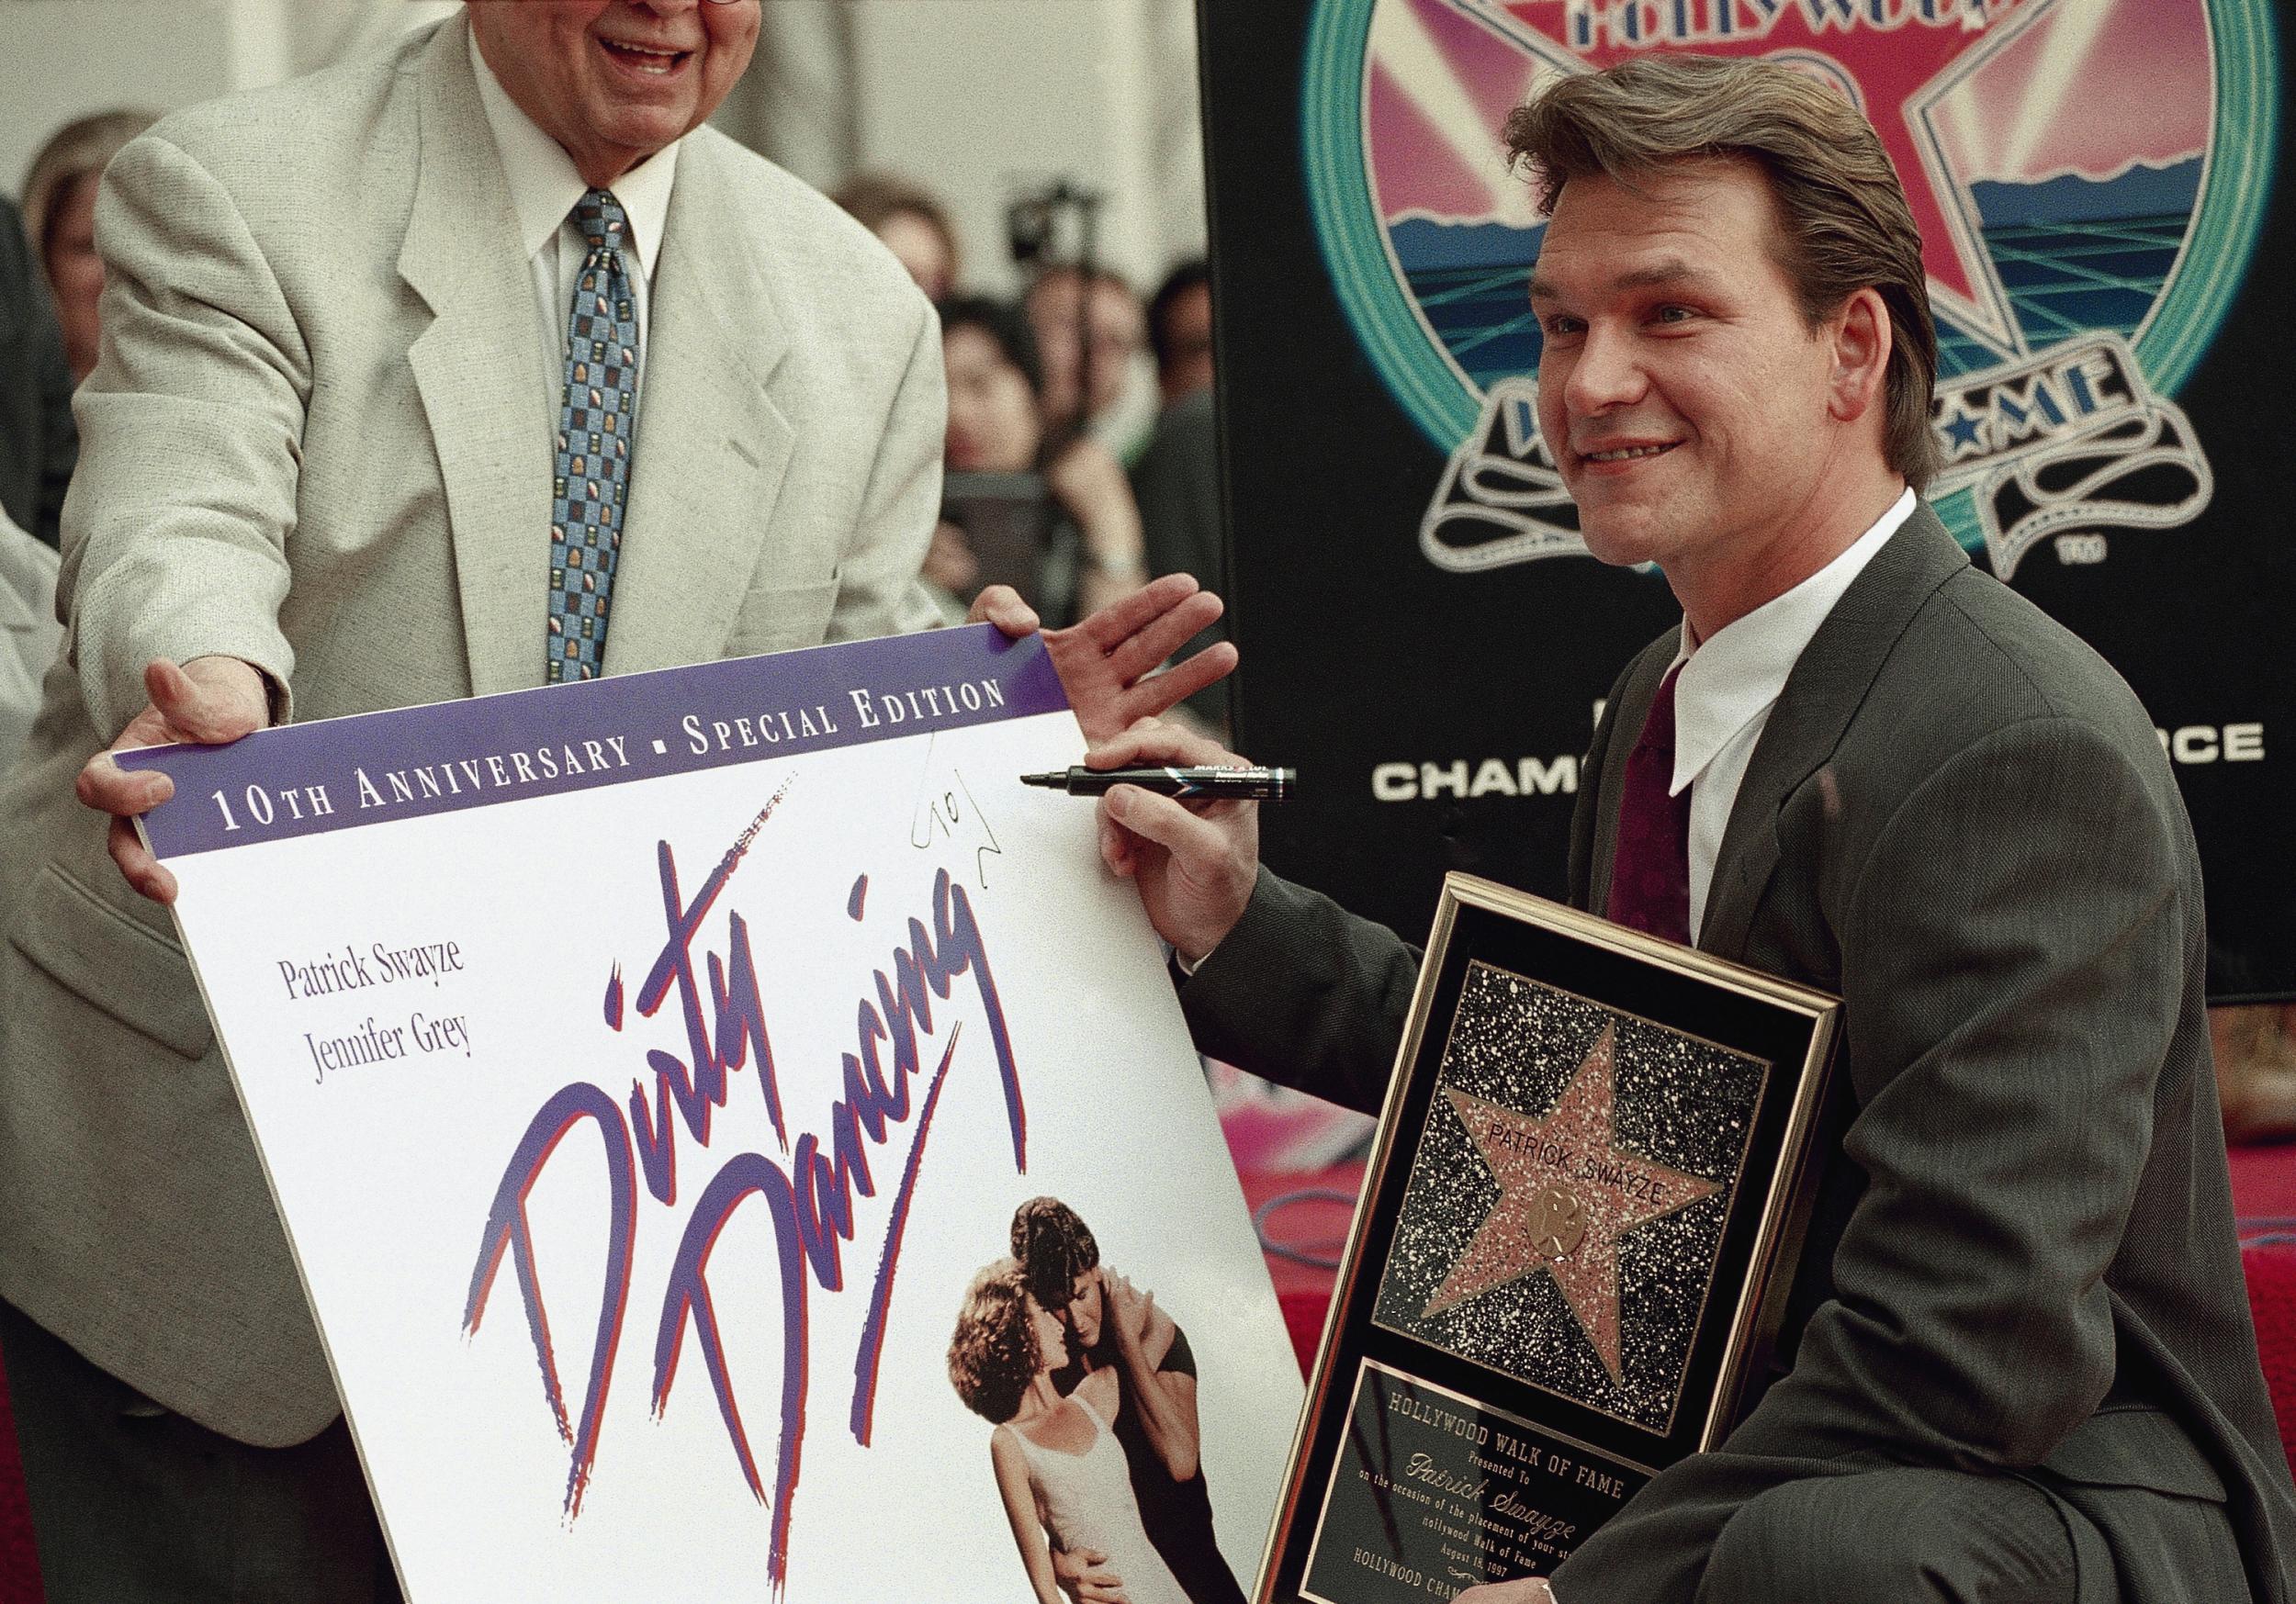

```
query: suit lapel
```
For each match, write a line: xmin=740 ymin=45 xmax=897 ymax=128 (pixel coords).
xmin=401 ymin=17 xmax=554 ymax=698
xmin=1694 ymin=505 xmax=1972 ymax=961
xmin=600 ymin=134 xmax=793 ymax=677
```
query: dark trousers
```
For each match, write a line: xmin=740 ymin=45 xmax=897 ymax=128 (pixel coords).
xmin=1695 ymin=1463 xmax=2248 ymax=1604
xmin=0 ymin=1299 xmax=400 ymax=1604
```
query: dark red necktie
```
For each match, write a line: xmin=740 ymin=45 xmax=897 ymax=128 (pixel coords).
xmin=1605 ymin=664 xmax=1692 ymax=944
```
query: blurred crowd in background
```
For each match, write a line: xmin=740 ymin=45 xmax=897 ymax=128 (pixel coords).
xmin=835 ymin=170 xmax=1228 ymax=730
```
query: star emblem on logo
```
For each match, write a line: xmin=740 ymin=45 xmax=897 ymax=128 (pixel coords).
xmin=1940 ymin=405 xmax=1986 ymax=456
xmin=1424 ymin=1021 xmax=1721 ymax=1381
xmin=1444 ymin=0 xmax=2063 ymax=359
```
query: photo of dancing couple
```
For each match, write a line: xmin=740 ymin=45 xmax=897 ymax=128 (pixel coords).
xmin=950 ymin=1197 xmax=1252 ymax=1604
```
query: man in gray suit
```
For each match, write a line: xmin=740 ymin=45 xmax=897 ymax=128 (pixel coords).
xmin=1085 ymin=57 xmax=2296 ymax=1604
xmin=0 ymin=3 xmax=1221 ymax=1597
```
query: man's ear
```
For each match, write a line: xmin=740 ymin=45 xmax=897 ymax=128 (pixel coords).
xmin=1826 ymin=286 xmax=1893 ymax=427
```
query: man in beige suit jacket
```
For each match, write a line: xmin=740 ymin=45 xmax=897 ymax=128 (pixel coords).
xmin=0 ymin=5 xmax=959 ymax=1595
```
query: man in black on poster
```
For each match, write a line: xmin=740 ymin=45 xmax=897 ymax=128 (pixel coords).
xmin=1010 ymin=1197 xmax=1246 ymax=1604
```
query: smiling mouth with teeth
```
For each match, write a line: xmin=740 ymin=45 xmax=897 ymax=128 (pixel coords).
xmin=1581 ymin=443 xmax=1677 ymax=463
xmin=600 ymin=39 xmax=692 ymax=73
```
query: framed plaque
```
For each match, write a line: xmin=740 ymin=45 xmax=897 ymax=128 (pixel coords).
xmin=1255 ymin=874 xmax=1840 ymax=1602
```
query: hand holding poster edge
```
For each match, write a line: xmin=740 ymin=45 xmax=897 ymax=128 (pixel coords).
xmin=89 ymin=654 xmax=271 ymax=903
xmin=969 ymin=574 xmax=1238 ymax=746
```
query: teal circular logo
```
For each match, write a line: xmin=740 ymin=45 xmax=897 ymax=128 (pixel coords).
xmin=1303 ymin=0 xmax=2277 ymax=576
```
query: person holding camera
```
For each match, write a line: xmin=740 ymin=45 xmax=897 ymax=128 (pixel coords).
xmin=935 ymin=296 xmax=1148 ymax=627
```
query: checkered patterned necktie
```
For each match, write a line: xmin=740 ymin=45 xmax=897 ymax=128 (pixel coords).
xmin=546 ymin=187 xmax=640 ymax=683
xmin=1605 ymin=663 xmax=1693 ymax=944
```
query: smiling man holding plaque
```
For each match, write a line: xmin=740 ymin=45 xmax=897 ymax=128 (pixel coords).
xmin=1090 ymin=55 xmax=2296 ymax=1604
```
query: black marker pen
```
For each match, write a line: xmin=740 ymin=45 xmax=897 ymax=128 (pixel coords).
xmin=1019 ymin=766 xmax=1297 ymax=801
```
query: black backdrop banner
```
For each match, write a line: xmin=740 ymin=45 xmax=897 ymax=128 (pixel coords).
xmin=1203 ymin=0 xmax=2292 ymax=1001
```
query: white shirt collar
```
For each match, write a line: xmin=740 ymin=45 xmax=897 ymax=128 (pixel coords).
xmin=467 ymin=28 xmax=679 ymax=278
xmin=1668 ymin=488 xmax=1917 ymax=796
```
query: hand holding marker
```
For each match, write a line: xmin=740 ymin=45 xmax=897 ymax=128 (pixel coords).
xmin=1019 ymin=766 xmax=1296 ymax=801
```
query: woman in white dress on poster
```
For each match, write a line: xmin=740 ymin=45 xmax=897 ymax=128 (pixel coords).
xmin=950 ymin=1260 xmax=1188 ymax=1604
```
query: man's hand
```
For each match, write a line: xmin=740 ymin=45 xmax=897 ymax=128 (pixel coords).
xmin=1051 ymin=1544 xmax=1130 ymax=1604
xmin=968 ymin=574 xmax=1236 ymax=746
xmin=1044 ymin=437 xmax=1149 ymax=620
xmin=1092 ymin=718 xmax=1258 ymax=965
xmin=1452 ymin=1581 xmax=1557 ymax=1603
xmin=1043 ymin=437 xmax=1140 ymax=541
xmin=76 ymin=656 xmax=268 ymax=903
xmin=923 ymin=520 xmax=980 ymax=594
xmin=1102 ymin=1270 xmax=1156 ymax=1352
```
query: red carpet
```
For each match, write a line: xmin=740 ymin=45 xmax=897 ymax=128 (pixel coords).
xmin=2232 ymin=1139 xmax=2296 ymax=1219
xmin=2245 ymin=1242 xmax=2296 ymax=1464
xmin=2234 ymin=1139 xmax=2296 ymax=1467
xmin=0 ymin=1369 xmax=36 ymax=1604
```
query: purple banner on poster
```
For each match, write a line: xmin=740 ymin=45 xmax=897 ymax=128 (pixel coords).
xmin=121 ymin=625 xmax=1069 ymax=860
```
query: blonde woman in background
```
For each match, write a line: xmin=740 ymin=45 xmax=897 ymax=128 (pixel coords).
xmin=834 ymin=170 xmax=962 ymax=304
xmin=21 ymin=110 xmax=157 ymax=384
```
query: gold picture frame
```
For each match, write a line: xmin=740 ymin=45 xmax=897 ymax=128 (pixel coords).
xmin=1255 ymin=874 xmax=1840 ymax=1603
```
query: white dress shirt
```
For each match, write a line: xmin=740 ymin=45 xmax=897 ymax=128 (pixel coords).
xmin=1668 ymin=488 xmax=1917 ymax=941
xmin=467 ymin=31 xmax=679 ymax=410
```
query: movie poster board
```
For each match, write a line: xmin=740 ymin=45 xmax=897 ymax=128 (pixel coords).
xmin=124 ymin=625 xmax=1301 ymax=1601
xmin=1202 ymin=0 xmax=2294 ymax=999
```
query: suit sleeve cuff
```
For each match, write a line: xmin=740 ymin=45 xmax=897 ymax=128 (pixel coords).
xmin=75 ymin=544 xmax=295 ymax=739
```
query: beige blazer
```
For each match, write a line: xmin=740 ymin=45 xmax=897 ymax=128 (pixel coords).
xmin=0 ymin=508 xmax=61 ymax=772
xmin=0 ymin=17 xmax=942 ymax=1446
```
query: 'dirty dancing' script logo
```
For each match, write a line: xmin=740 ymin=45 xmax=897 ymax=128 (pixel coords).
xmin=461 ymin=778 xmax=1022 ymax=1592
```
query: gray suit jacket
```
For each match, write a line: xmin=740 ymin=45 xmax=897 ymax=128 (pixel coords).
xmin=1185 ymin=507 xmax=2296 ymax=1601
xmin=0 ymin=17 xmax=941 ymax=1447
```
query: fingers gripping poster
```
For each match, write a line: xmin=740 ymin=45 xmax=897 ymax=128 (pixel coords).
xmin=125 ymin=626 xmax=1301 ymax=1602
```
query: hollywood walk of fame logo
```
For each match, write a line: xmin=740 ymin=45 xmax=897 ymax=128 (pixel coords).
xmin=1302 ymin=0 xmax=2273 ymax=578
xmin=1422 ymin=1024 xmax=1720 ymax=1382
xmin=1373 ymin=964 xmax=1763 ymax=1431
